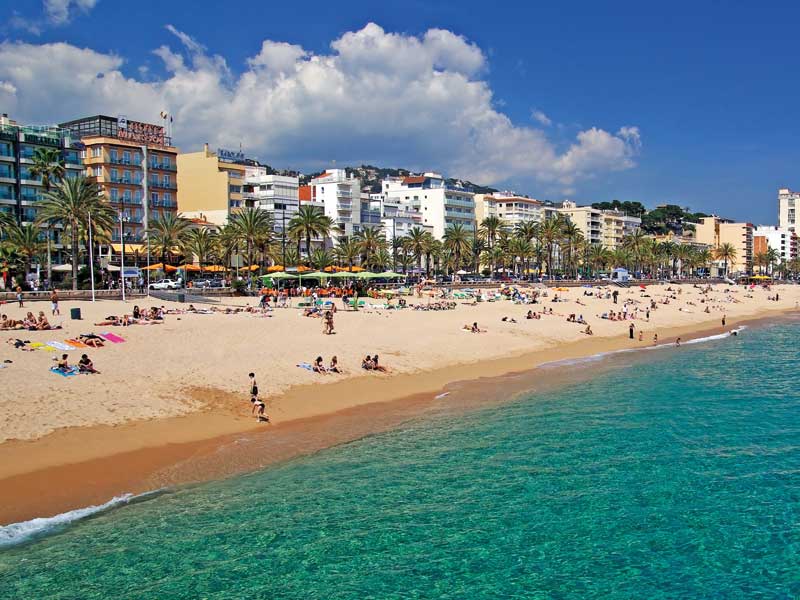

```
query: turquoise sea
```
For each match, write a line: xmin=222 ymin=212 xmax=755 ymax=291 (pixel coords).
xmin=2 ymin=322 xmax=800 ymax=599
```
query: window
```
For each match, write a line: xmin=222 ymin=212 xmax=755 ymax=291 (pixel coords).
xmin=92 ymin=147 xmax=102 ymax=158
xmin=134 ymin=190 xmax=142 ymax=202
xmin=93 ymin=166 xmax=102 ymax=177
xmin=110 ymin=168 xmax=118 ymax=182
xmin=162 ymin=157 xmax=170 ymax=168
xmin=133 ymin=152 xmax=141 ymax=164
xmin=162 ymin=174 xmax=170 ymax=187
xmin=151 ymin=192 xmax=159 ymax=204
xmin=123 ymin=170 xmax=131 ymax=184
xmin=123 ymin=151 xmax=131 ymax=164
xmin=110 ymin=189 xmax=119 ymax=201
xmin=134 ymin=171 xmax=142 ymax=184
xmin=164 ymin=192 xmax=172 ymax=204
xmin=123 ymin=190 xmax=132 ymax=202
xmin=110 ymin=149 xmax=118 ymax=162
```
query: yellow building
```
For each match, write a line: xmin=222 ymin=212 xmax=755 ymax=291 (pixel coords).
xmin=694 ymin=216 xmax=753 ymax=275
xmin=177 ymin=144 xmax=246 ymax=225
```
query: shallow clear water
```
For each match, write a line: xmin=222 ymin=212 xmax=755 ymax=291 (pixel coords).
xmin=2 ymin=323 xmax=800 ymax=599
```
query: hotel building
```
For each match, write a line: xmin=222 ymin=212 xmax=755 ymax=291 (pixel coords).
xmin=382 ymin=172 xmax=476 ymax=240
xmin=242 ymin=167 xmax=300 ymax=235
xmin=177 ymin=145 xmax=245 ymax=226
xmin=310 ymin=169 xmax=363 ymax=243
xmin=695 ymin=216 xmax=753 ymax=275
xmin=0 ymin=114 xmax=83 ymax=227
xmin=557 ymin=201 xmax=603 ymax=245
xmin=474 ymin=193 xmax=544 ymax=227
xmin=60 ymin=115 xmax=179 ymax=244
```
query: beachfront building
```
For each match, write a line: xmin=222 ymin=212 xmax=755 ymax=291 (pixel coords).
xmin=309 ymin=169 xmax=362 ymax=243
xmin=366 ymin=193 xmax=432 ymax=243
xmin=0 ymin=114 xmax=83 ymax=228
xmin=475 ymin=192 xmax=544 ymax=228
xmin=382 ymin=173 xmax=476 ymax=240
xmin=60 ymin=115 xmax=179 ymax=245
xmin=695 ymin=216 xmax=753 ymax=275
xmin=242 ymin=167 xmax=300 ymax=236
xmin=753 ymin=225 xmax=796 ymax=265
xmin=601 ymin=210 xmax=642 ymax=249
xmin=557 ymin=201 xmax=603 ymax=245
xmin=177 ymin=144 xmax=246 ymax=226
xmin=778 ymin=188 xmax=800 ymax=232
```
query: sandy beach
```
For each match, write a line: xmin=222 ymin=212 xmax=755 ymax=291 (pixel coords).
xmin=1 ymin=282 xmax=797 ymax=524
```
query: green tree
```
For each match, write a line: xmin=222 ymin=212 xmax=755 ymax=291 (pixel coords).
xmin=442 ymin=223 xmax=472 ymax=274
xmin=147 ymin=213 xmax=191 ymax=268
xmin=230 ymin=208 xmax=273 ymax=272
xmin=183 ymin=227 xmax=216 ymax=269
xmin=287 ymin=205 xmax=333 ymax=261
xmin=37 ymin=176 xmax=115 ymax=290
xmin=714 ymin=243 xmax=738 ymax=277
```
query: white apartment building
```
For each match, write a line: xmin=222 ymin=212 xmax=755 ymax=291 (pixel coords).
xmin=754 ymin=225 xmax=796 ymax=264
xmin=475 ymin=193 xmax=544 ymax=227
xmin=778 ymin=188 xmax=799 ymax=232
xmin=382 ymin=172 xmax=475 ymax=239
xmin=310 ymin=169 xmax=362 ymax=242
xmin=368 ymin=194 xmax=432 ymax=243
xmin=242 ymin=167 xmax=299 ymax=234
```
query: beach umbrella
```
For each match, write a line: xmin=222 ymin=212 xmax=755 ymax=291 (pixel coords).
xmin=303 ymin=271 xmax=330 ymax=279
xmin=177 ymin=264 xmax=201 ymax=272
xmin=141 ymin=263 xmax=165 ymax=271
xmin=348 ymin=266 xmax=365 ymax=272
xmin=267 ymin=265 xmax=284 ymax=273
xmin=263 ymin=272 xmax=298 ymax=280
xmin=245 ymin=265 xmax=261 ymax=271
xmin=375 ymin=271 xmax=405 ymax=279
xmin=355 ymin=271 xmax=385 ymax=280
xmin=204 ymin=265 xmax=227 ymax=272
xmin=325 ymin=271 xmax=352 ymax=279
xmin=52 ymin=263 xmax=73 ymax=272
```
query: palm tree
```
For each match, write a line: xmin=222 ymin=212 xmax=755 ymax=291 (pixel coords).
xmin=215 ymin=223 xmax=240 ymax=271
xmin=37 ymin=176 xmax=114 ymax=290
xmin=287 ymin=205 xmax=333 ymax=261
xmin=183 ymin=228 xmax=216 ymax=269
xmin=588 ymin=244 xmax=611 ymax=276
xmin=354 ymin=227 xmax=387 ymax=268
xmin=479 ymin=216 xmax=505 ymax=251
xmin=310 ymin=248 xmax=335 ymax=270
xmin=147 ymin=213 xmax=191 ymax=268
xmin=405 ymin=227 xmax=428 ymax=273
xmin=765 ymin=247 xmax=779 ymax=276
xmin=442 ymin=223 xmax=472 ymax=275
xmin=539 ymin=215 xmax=565 ymax=277
xmin=621 ymin=229 xmax=648 ymax=273
xmin=714 ymin=243 xmax=738 ymax=278
xmin=334 ymin=238 xmax=360 ymax=271
xmin=28 ymin=148 xmax=66 ymax=192
xmin=6 ymin=223 xmax=45 ymax=279
xmin=230 ymin=208 xmax=273 ymax=272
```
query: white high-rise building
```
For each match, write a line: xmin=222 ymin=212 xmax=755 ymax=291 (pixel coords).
xmin=242 ymin=166 xmax=299 ymax=235
xmin=778 ymin=188 xmax=800 ymax=232
xmin=310 ymin=169 xmax=362 ymax=242
xmin=474 ymin=192 xmax=544 ymax=227
xmin=382 ymin=172 xmax=475 ymax=239
xmin=754 ymin=225 xmax=797 ymax=264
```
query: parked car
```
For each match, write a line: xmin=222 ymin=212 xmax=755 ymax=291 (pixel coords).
xmin=149 ymin=279 xmax=180 ymax=290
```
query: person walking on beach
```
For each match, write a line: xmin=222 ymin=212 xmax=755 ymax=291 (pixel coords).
xmin=653 ymin=333 xmax=658 ymax=345
xmin=722 ymin=314 xmax=726 ymax=327
xmin=629 ymin=323 xmax=634 ymax=339
xmin=248 ymin=372 xmax=267 ymax=421
xmin=50 ymin=290 xmax=60 ymax=317
xmin=612 ymin=290 xmax=619 ymax=304
xmin=675 ymin=337 xmax=681 ymax=347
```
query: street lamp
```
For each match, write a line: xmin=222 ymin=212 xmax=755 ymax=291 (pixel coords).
xmin=119 ymin=210 xmax=130 ymax=302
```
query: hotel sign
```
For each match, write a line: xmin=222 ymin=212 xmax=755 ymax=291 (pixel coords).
xmin=218 ymin=148 xmax=245 ymax=162
xmin=117 ymin=118 xmax=167 ymax=147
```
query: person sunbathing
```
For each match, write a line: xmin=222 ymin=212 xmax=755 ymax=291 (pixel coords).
xmin=77 ymin=333 xmax=105 ymax=348
xmin=23 ymin=312 xmax=37 ymax=329
xmin=94 ymin=316 xmax=120 ymax=326
xmin=470 ymin=322 xmax=486 ymax=333
xmin=362 ymin=355 xmax=375 ymax=370
xmin=313 ymin=356 xmax=327 ymax=374
xmin=55 ymin=353 xmax=71 ymax=373
xmin=7 ymin=338 xmax=31 ymax=350
xmin=132 ymin=305 xmax=141 ymax=319
xmin=78 ymin=354 xmax=99 ymax=374
xmin=584 ymin=324 xmax=593 ymax=335
xmin=36 ymin=311 xmax=51 ymax=330
xmin=0 ymin=315 xmax=23 ymax=330
xmin=371 ymin=355 xmax=389 ymax=373
xmin=329 ymin=356 xmax=342 ymax=373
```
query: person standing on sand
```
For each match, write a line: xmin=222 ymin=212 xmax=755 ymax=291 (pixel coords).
xmin=722 ymin=314 xmax=726 ymax=327
xmin=50 ymin=290 xmax=60 ymax=317
xmin=629 ymin=323 xmax=634 ymax=339
xmin=248 ymin=372 xmax=267 ymax=421
xmin=653 ymin=333 xmax=658 ymax=345
xmin=638 ymin=331 xmax=644 ymax=342
xmin=613 ymin=290 xmax=619 ymax=304
xmin=16 ymin=286 xmax=23 ymax=308
xmin=676 ymin=337 xmax=681 ymax=347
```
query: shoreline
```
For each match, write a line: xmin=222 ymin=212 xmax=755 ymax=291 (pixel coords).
xmin=1 ymin=308 xmax=793 ymax=527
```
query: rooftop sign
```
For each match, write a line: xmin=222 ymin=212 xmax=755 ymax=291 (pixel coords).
xmin=117 ymin=118 xmax=167 ymax=147
xmin=218 ymin=148 xmax=245 ymax=162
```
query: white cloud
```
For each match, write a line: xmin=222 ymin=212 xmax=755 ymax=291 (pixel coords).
xmin=0 ymin=23 xmax=641 ymax=190
xmin=44 ymin=0 xmax=98 ymax=25
xmin=531 ymin=109 xmax=552 ymax=127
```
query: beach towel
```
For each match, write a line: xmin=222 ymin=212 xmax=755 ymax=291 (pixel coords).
xmin=50 ymin=366 xmax=78 ymax=377
xmin=296 ymin=362 xmax=313 ymax=371
xmin=47 ymin=341 xmax=72 ymax=351
xmin=65 ymin=339 xmax=88 ymax=348
xmin=30 ymin=342 xmax=55 ymax=352
xmin=101 ymin=333 xmax=126 ymax=343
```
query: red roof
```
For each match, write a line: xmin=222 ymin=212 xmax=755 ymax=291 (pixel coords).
xmin=299 ymin=185 xmax=312 ymax=202
xmin=402 ymin=176 xmax=426 ymax=184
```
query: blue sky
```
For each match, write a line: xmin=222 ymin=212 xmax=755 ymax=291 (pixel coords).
xmin=2 ymin=0 xmax=798 ymax=224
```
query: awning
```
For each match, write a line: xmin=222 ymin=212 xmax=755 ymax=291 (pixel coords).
xmin=110 ymin=243 xmax=146 ymax=253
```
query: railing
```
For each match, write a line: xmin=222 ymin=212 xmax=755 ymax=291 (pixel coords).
xmin=150 ymin=162 xmax=177 ymax=171
xmin=150 ymin=181 xmax=177 ymax=190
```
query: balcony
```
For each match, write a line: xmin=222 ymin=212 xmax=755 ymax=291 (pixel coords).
xmin=151 ymin=200 xmax=177 ymax=209
xmin=0 ymin=190 xmax=15 ymax=201
xmin=150 ymin=181 xmax=177 ymax=190
xmin=150 ymin=162 xmax=177 ymax=172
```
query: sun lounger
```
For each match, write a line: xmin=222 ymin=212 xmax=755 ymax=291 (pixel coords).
xmin=100 ymin=333 xmax=126 ymax=343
